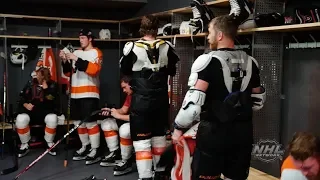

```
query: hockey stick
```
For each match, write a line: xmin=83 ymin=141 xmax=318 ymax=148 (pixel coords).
xmin=14 ymin=110 xmax=103 ymax=180
xmin=1 ymin=51 xmax=7 ymax=160
xmin=81 ymin=175 xmax=106 ymax=180
xmin=59 ymin=44 xmax=74 ymax=167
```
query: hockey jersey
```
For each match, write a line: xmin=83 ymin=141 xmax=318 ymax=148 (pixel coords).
xmin=281 ymin=156 xmax=308 ymax=180
xmin=62 ymin=48 xmax=103 ymax=99
xmin=171 ymin=122 xmax=198 ymax=180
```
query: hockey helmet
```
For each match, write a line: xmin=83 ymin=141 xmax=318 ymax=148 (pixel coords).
xmin=99 ymin=29 xmax=111 ymax=40
xmin=10 ymin=48 xmax=27 ymax=65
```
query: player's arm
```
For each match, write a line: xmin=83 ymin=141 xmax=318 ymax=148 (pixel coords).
xmin=166 ymin=41 xmax=180 ymax=76
xmin=75 ymin=49 xmax=103 ymax=77
xmin=119 ymin=42 xmax=137 ymax=76
xmin=117 ymin=105 xmax=129 ymax=115
xmin=250 ymin=57 xmax=266 ymax=111
xmin=174 ymin=54 xmax=212 ymax=130
xmin=19 ymin=80 xmax=32 ymax=105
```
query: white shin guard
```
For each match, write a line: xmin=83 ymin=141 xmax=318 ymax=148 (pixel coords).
xmin=151 ymin=136 xmax=166 ymax=172
xmin=44 ymin=113 xmax=58 ymax=143
xmin=133 ymin=139 xmax=153 ymax=178
xmin=74 ymin=120 xmax=90 ymax=146
xmin=101 ymin=118 xmax=119 ymax=151
xmin=119 ymin=123 xmax=132 ymax=160
xmin=86 ymin=121 xmax=100 ymax=149
xmin=15 ymin=113 xmax=31 ymax=144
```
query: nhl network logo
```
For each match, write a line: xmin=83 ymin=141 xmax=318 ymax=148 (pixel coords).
xmin=251 ymin=139 xmax=285 ymax=163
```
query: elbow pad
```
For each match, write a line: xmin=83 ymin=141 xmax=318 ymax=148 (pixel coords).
xmin=174 ymin=89 xmax=206 ymax=129
xmin=251 ymin=86 xmax=266 ymax=111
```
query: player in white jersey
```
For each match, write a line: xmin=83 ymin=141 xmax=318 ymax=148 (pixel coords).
xmin=59 ymin=29 xmax=103 ymax=165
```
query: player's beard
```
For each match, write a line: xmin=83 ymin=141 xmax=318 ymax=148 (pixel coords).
xmin=209 ymin=40 xmax=218 ymax=50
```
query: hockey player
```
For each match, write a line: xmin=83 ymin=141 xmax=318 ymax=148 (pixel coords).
xmin=120 ymin=15 xmax=180 ymax=180
xmin=172 ymin=15 xmax=266 ymax=180
xmin=59 ymin=29 xmax=103 ymax=165
xmin=100 ymin=76 xmax=134 ymax=176
xmin=16 ymin=67 xmax=59 ymax=157
xmin=281 ymin=132 xmax=320 ymax=180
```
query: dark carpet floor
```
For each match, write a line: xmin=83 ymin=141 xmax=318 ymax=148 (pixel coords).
xmin=0 ymin=146 xmax=139 ymax=180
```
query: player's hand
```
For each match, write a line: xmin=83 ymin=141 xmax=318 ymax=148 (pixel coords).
xmin=110 ymin=108 xmax=120 ymax=119
xmin=66 ymin=53 xmax=78 ymax=61
xmin=59 ymin=51 xmax=67 ymax=62
xmin=23 ymin=103 xmax=34 ymax=111
xmin=101 ymin=108 xmax=111 ymax=116
xmin=42 ymin=80 xmax=48 ymax=89
xmin=172 ymin=128 xmax=183 ymax=144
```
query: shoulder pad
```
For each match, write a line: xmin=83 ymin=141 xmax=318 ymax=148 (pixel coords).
xmin=165 ymin=41 xmax=174 ymax=48
xmin=191 ymin=54 xmax=212 ymax=73
xmin=251 ymin=56 xmax=259 ymax=68
xmin=123 ymin=42 xmax=134 ymax=56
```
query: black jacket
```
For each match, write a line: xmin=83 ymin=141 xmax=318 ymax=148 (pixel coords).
xmin=17 ymin=78 xmax=59 ymax=114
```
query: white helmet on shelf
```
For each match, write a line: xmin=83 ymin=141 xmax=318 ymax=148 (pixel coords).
xmin=10 ymin=47 xmax=27 ymax=65
xmin=99 ymin=29 xmax=111 ymax=39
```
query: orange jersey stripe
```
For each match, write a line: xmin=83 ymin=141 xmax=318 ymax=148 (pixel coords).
xmin=120 ymin=137 xmax=133 ymax=146
xmin=85 ymin=48 xmax=103 ymax=76
xmin=88 ymin=125 xmax=100 ymax=135
xmin=104 ymin=130 xmax=117 ymax=137
xmin=281 ymin=156 xmax=298 ymax=173
xmin=77 ymin=127 xmax=87 ymax=134
xmin=136 ymin=151 xmax=153 ymax=160
xmin=45 ymin=127 xmax=56 ymax=134
xmin=17 ymin=126 xmax=30 ymax=134
xmin=71 ymin=86 xmax=99 ymax=94
xmin=152 ymin=147 xmax=166 ymax=155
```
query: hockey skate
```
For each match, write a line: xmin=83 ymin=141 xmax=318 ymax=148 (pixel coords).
xmin=18 ymin=143 xmax=29 ymax=158
xmin=189 ymin=0 xmax=215 ymax=34
xmin=100 ymin=148 xmax=121 ymax=167
xmin=47 ymin=142 xmax=57 ymax=156
xmin=229 ymin=0 xmax=253 ymax=26
xmin=73 ymin=144 xmax=90 ymax=161
xmin=113 ymin=155 xmax=134 ymax=176
xmin=85 ymin=148 xmax=101 ymax=165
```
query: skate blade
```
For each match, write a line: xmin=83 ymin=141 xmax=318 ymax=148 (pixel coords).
xmin=49 ymin=151 xmax=57 ymax=156
xmin=86 ymin=157 xmax=102 ymax=165
xmin=100 ymin=160 xmax=121 ymax=167
xmin=18 ymin=149 xmax=29 ymax=158
xmin=113 ymin=167 xmax=133 ymax=176
xmin=73 ymin=156 xmax=86 ymax=161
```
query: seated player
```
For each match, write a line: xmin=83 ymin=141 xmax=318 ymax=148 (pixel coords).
xmin=15 ymin=67 xmax=59 ymax=157
xmin=281 ymin=132 xmax=320 ymax=180
xmin=100 ymin=76 xmax=134 ymax=176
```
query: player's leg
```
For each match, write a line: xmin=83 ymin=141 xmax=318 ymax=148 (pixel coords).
xmin=130 ymin=93 xmax=153 ymax=180
xmin=15 ymin=113 xmax=31 ymax=158
xmin=152 ymin=95 xmax=169 ymax=180
xmin=222 ymin=121 xmax=253 ymax=180
xmin=192 ymin=121 xmax=224 ymax=180
xmin=100 ymin=118 xmax=121 ymax=167
xmin=44 ymin=113 xmax=58 ymax=156
xmin=72 ymin=99 xmax=90 ymax=161
xmin=84 ymin=98 xmax=101 ymax=165
xmin=114 ymin=122 xmax=134 ymax=176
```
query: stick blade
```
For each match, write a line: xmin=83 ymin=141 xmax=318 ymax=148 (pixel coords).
xmin=1 ymin=165 xmax=18 ymax=175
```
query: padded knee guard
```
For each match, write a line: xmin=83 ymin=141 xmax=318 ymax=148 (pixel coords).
xmin=101 ymin=118 xmax=119 ymax=151
xmin=44 ymin=114 xmax=58 ymax=143
xmin=16 ymin=113 xmax=31 ymax=144
xmin=119 ymin=123 xmax=133 ymax=160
